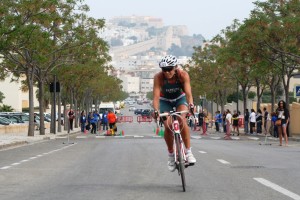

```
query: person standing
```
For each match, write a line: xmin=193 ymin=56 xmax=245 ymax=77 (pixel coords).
xmin=224 ymin=109 xmax=232 ymax=139
xmin=107 ymin=110 xmax=117 ymax=135
xmin=214 ymin=111 xmax=220 ymax=132
xmin=90 ymin=111 xmax=97 ymax=134
xmin=249 ymin=109 xmax=256 ymax=134
xmin=232 ymin=110 xmax=239 ymax=136
xmin=276 ymin=100 xmax=289 ymax=146
xmin=198 ymin=111 xmax=204 ymax=133
xmin=68 ymin=109 xmax=75 ymax=131
xmin=102 ymin=111 xmax=108 ymax=130
xmin=79 ymin=111 xmax=86 ymax=133
xmin=256 ymin=109 xmax=263 ymax=134
xmin=244 ymin=109 xmax=250 ymax=134
xmin=263 ymin=107 xmax=269 ymax=135
xmin=271 ymin=112 xmax=278 ymax=138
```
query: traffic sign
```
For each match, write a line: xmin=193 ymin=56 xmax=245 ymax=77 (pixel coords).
xmin=294 ymin=85 xmax=300 ymax=98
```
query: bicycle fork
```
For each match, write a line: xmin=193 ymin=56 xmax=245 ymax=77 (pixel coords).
xmin=173 ymin=120 xmax=187 ymax=167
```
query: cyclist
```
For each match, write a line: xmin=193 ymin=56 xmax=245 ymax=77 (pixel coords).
xmin=153 ymin=55 xmax=196 ymax=172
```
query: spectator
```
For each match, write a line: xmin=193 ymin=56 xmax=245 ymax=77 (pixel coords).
xmin=102 ymin=110 xmax=108 ymax=130
xmin=249 ymin=109 xmax=256 ymax=134
xmin=244 ymin=109 xmax=250 ymax=134
xmin=34 ymin=113 xmax=40 ymax=130
xmin=216 ymin=111 xmax=222 ymax=132
xmin=224 ymin=109 xmax=232 ymax=139
xmin=256 ymin=109 xmax=263 ymax=134
xmin=68 ymin=109 xmax=75 ymax=131
xmin=79 ymin=110 xmax=86 ymax=133
xmin=232 ymin=110 xmax=239 ymax=136
xmin=107 ymin=110 xmax=117 ymax=135
xmin=222 ymin=111 xmax=227 ymax=133
xmin=271 ymin=112 xmax=278 ymax=138
xmin=214 ymin=111 xmax=220 ymax=132
xmin=198 ymin=111 xmax=204 ymax=133
xmin=263 ymin=107 xmax=270 ymax=135
xmin=90 ymin=111 xmax=97 ymax=134
xmin=276 ymin=100 xmax=289 ymax=146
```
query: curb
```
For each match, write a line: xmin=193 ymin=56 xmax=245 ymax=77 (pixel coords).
xmin=0 ymin=141 xmax=28 ymax=150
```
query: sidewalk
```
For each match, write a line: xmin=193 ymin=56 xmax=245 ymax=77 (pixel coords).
xmin=0 ymin=127 xmax=81 ymax=150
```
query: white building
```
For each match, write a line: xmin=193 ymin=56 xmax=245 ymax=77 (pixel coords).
xmin=0 ymin=74 xmax=39 ymax=112
xmin=119 ymin=74 xmax=140 ymax=93
xmin=140 ymin=78 xmax=154 ymax=94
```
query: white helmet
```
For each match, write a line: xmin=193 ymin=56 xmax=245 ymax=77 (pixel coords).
xmin=159 ymin=55 xmax=177 ymax=68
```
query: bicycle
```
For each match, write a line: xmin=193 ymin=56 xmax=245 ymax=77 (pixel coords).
xmin=156 ymin=108 xmax=195 ymax=192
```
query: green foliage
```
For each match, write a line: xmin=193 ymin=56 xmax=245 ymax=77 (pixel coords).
xmin=146 ymin=91 xmax=153 ymax=100
xmin=0 ymin=104 xmax=13 ymax=112
xmin=0 ymin=91 xmax=4 ymax=103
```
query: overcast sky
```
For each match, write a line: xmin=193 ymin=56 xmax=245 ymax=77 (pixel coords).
xmin=84 ymin=0 xmax=258 ymax=40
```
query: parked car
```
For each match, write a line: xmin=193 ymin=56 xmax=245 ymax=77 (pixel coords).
xmin=129 ymin=106 xmax=136 ymax=111
xmin=0 ymin=114 xmax=25 ymax=124
xmin=141 ymin=109 xmax=151 ymax=118
xmin=134 ymin=109 xmax=143 ymax=115
xmin=0 ymin=116 xmax=11 ymax=125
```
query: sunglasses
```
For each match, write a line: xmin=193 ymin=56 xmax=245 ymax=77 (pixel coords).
xmin=161 ymin=67 xmax=174 ymax=72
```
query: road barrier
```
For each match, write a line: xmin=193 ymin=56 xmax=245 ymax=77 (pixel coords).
xmin=117 ymin=116 xmax=133 ymax=123
xmin=137 ymin=116 xmax=152 ymax=123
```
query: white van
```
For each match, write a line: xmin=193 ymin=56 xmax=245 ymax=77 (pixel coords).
xmin=99 ymin=102 xmax=115 ymax=117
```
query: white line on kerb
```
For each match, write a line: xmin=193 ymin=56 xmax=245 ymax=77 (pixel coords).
xmin=254 ymin=178 xmax=300 ymax=200
xmin=198 ymin=151 xmax=207 ymax=154
xmin=217 ymin=159 xmax=231 ymax=164
xmin=0 ymin=166 xmax=11 ymax=170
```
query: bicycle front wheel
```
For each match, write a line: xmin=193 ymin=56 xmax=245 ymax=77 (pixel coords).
xmin=175 ymin=133 xmax=186 ymax=192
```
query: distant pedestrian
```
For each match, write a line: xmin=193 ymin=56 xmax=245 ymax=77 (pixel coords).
xmin=34 ymin=113 xmax=40 ymax=130
xmin=256 ymin=109 xmax=262 ymax=134
xmin=90 ymin=111 xmax=97 ymax=134
xmin=102 ymin=111 xmax=108 ymax=130
xmin=68 ymin=109 xmax=75 ymax=131
xmin=222 ymin=111 xmax=227 ymax=133
xmin=263 ymin=107 xmax=270 ymax=135
xmin=244 ymin=109 xmax=250 ymax=134
xmin=224 ymin=109 xmax=232 ymax=139
xmin=276 ymin=100 xmax=289 ymax=146
xmin=214 ymin=111 xmax=220 ymax=132
xmin=79 ymin=111 xmax=87 ymax=132
xmin=249 ymin=109 xmax=256 ymax=134
xmin=107 ymin=110 xmax=117 ymax=135
xmin=232 ymin=110 xmax=239 ymax=136
xmin=271 ymin=112 xmax=278 ymax=138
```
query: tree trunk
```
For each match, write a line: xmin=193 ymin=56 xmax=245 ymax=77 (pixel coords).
xmin=38 ymin=79 xmax=45 ymax=135
xmin=26 ymin=69 xmax=35 ymax=137
xmin=57 ymin=90 xmax=62 ymax=132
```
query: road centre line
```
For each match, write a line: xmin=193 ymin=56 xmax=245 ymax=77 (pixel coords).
xmin=217 ymin=159 xmax=231 ymax=165
xmin=0 ymin=143 xmax=76 ymax=170
xmin=254 ymin=178 xmax=300 ymax=200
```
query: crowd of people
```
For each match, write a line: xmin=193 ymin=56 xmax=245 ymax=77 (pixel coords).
xmin=77 ymin=109 xmax=117 ymax=135
xmin=186 ymin=100 xmax=290 ymax=146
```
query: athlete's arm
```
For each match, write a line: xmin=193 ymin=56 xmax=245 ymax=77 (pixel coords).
xmin=181 ymin=70 xmax=193 ymax=105
xmin=153 ymin=73 xmax=161 ymax=112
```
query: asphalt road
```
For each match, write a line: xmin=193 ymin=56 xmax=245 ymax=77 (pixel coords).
xmin=0 ymin=105 xmax=300 ymax=200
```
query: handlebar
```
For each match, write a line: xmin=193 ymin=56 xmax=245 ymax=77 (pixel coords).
xmin=158 ymin=110 xmax=189 ymax=117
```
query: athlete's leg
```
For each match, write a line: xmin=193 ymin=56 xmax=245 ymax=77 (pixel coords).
xmin=176 ymin=104 xmax=190 ymax=149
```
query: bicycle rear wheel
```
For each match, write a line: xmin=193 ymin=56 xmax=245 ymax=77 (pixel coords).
xmin=175 ymin=133 xmax=186 ymax=192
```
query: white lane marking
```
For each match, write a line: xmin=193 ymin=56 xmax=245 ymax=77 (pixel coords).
xmin=254 ymin=178 xmax=300 ymax=200
xmin=191 ymin=136 xmax=202 ymax=139
xmin=152 ymin=136 xmax=162 ymax=138
xmin=231 ymin=136 xmax=240 ymax=140
xmin=248 ymin=137 xmax=259 ymax=140
xmin=0 ymin=143 xmax=77 ymax=170
xmin=217 ymin=159 xmax=231 ymax=165
xmin=0 ymin=166 xmax=11 ymax=170
xmin=114 ymin=136 xmax=125 ymax=138
xmin=95 ymin=136 xmax=106 ymax=139
xmin=56 ymin=137 xmax=67 ymax=139
xmin=11 ymin=163 xmax=21 ymax=166
xmin=199 ymin=151 xmax=207 ymax=154
xmin=211 ymin=137 xmax=221 ymax=140
xmin=76 ymin=136 xmax=87 ymax=139
xmin=134 ymin=136 xmax=144 ymax=138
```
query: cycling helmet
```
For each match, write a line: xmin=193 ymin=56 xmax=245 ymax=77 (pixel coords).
xmin=159 ymin=55 xmax=178 ymax=68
